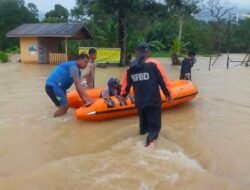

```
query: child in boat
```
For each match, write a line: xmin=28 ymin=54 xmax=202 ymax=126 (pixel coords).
xmin=180 ymin=50 xmax=196 ymax=80
xmin=101 ymin=77 xmax=121 ymax=98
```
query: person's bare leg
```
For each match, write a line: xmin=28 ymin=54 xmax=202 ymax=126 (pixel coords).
xmin=53 ymin=105 xmax=68 ymax=117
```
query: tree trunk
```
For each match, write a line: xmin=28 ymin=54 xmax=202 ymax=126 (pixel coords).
xmin=118 ymin=8 xmax=127 ymax=66
xmin=217 ymin=29 xmax=222 ymax=54
xmin=216 ymin=21 xmax=222 ymax=55
xmin=171 ymin=54 xmax=181 ymax=65
xmin=178 ymin=17 xmax=184 ymax=41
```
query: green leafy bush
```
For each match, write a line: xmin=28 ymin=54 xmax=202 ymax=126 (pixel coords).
xmin=5 ymin=46 xmax=20 ymax=54
xmin=0 ymin=52 xmax=9 ymax=63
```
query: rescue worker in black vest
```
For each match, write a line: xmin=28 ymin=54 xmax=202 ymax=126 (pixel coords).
xmin=121 ymin=43 xmax=172 ymax=147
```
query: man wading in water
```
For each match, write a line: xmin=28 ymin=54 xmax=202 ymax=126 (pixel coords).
xmin=180 ymin=51 xmax=196 ymax=80
xmin=45 ymin=54 xmax=94 ymax=117
xmin=121 ymin=43 xmax=172 ymax=147
xmin=81 ymin=48 xmax=97 ymax=88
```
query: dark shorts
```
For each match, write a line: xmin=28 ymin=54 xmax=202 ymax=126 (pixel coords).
xmin=45 ymin=84 xmax=67 ymax=107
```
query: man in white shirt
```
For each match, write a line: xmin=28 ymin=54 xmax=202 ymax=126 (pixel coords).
xmin=82 ymin=48 xmax=97 ymax=88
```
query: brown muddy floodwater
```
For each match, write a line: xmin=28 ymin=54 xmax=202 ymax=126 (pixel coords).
xmin=0 ymin=54 xmax=250 ymax=190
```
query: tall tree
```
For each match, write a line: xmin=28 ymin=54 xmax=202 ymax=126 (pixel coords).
xmin=68 ymin=0 xmax=249 ymax=60
xmin=89 ymin=0 xmax=140 ymax=66
xmin=43 ymin=4 xmax=69 ymax=23
xmin=70 ymin=0 xmax=90 ymax=22
xmin=0 ymin=0 xmax=39 ymax=50
xmin=229 ymin=14 xmax=250 ymax=53
xmin=203 ymin=0 xmax=234 ymax=54
xmin=90 ymin=17 xmax=118 ymax=47
xmin=71 ymin=0 xmax=166 ymax=65
xmin=27 ymin=3 xmax=39 ymax=20
xmin=166 ymin=0 xmax=200 ymax=41
xmin=155 ymin=0 xmax=200 ymax=65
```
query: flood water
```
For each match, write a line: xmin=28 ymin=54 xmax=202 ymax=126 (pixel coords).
xmin=0 ymin=55 xmax=250 ymax=190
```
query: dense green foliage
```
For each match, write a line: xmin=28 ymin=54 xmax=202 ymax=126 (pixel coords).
xmin=69 ymin=0 xmax=250 ymax=61
xmin=0 ymin=0 xmax=249 ymax=63
xmin=0 ymin=52 xmax=9 ymax=63
xmin=0 ymin=0 xmax=39 ymax=50
xmin=43 ymin=4 xmax=69 ymax=23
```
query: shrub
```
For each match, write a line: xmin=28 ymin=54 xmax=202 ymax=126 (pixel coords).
xmin=0 ymin=52 xmax=9 ymax=63
xmin=5 ymin=46 xmax=20 ymax=54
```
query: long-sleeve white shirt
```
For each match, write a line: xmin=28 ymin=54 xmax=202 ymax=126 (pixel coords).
xmin=81 ymin=59 xmax=95 ymax=88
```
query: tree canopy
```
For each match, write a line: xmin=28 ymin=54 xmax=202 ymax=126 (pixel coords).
xmin=1 ymin=0 xmax=250 ymax=64
xmin=0 ymin=0 xmax=39 ymax=50
xmin=43 ymin=4 xmax=69 ymax=23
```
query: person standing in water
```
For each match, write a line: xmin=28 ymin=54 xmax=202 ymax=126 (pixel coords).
xmin=82 ymin=48 xmax=97 ymax=88
xmin=180 ymin=51 xmax=196 ymax=80
xmin=45 ymin=54 xmax=94 ymax=117
xmin=122 ymin=43 xmax=172 ymax=147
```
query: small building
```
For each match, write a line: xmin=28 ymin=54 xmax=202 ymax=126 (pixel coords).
xmin=6 ymin=23 xmax=93 ymax=64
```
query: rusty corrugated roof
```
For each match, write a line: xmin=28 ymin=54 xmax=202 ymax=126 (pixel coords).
xmin=6 ymin=23 xmax=93 ymax=39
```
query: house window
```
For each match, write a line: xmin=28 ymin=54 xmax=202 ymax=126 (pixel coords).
xmin=28 ymin=44 xmax=37 ymax=55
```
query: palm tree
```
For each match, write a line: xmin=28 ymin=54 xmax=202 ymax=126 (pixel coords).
xmin=166 ymin=0 xmax=199 ymax=64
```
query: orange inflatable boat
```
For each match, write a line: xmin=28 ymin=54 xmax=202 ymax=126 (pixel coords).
xmin=67 ymin=80 xmax=198 ymax=121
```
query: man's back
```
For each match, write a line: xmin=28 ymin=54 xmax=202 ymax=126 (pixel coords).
xmin=46 ymin=61 xmax=80 ymax=90
xmin=181 ymin=58 xmax=192 ymax=73
xmin=126 ymin=61 xmax=169 ymax=109
xmin=122 ymin=43 xmax=172 ymax=147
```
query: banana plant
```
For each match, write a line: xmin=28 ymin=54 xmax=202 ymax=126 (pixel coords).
xmin=170 ymin=38 xmax=190 ymax=65
xmin=148 ymin=40 xmax=166 ymax=50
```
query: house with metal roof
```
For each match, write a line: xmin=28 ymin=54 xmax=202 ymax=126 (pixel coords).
xmin=6 ymin=23 xmax=93 ymax=64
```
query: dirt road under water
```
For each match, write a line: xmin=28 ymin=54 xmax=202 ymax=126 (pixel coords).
xmin=0 ymin=55 xmax=249 ymax=190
